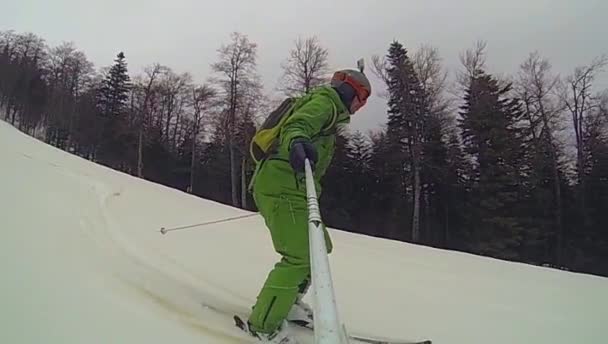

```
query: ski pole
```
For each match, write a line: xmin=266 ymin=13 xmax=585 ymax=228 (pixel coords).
xmin=159 ymin=213 xmax=258 ymax=235
xmin=304 ymin=158 xmax=347 ymax=344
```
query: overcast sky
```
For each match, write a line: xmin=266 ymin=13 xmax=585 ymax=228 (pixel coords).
xmin=3 ymin=0 xmax=607 ymax=132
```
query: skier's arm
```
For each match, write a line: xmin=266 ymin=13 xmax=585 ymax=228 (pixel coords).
xmin=280 ymin=95 xmax=335 ymax=148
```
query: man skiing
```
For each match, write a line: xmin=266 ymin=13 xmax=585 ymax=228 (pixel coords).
xmin=241 ymin=68 xmax=372 ymax=343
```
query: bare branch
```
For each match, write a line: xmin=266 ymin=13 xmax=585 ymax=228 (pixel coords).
xmin=209 ymin=32 xmax=262 ymax=206
xmin=461 ymin=41 xmax=487 ymax=76
xmin=516 ymin=52 xmax=565 ymax=143
xmin=278 ymin=36 xmax=330 ymax=96
xmin=412 ymin=45 xmax=449 ymax=113
xmin=557 ymin=54 xmax=607 ymax=184
xmin=370 ymin=54 xmax=390 ymax=99
xmin=371 ymin=54 xmax=389 ymax=84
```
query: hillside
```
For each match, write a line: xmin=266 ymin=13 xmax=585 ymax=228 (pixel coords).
xmin=0 ymin=119 xmax=606 ymax=344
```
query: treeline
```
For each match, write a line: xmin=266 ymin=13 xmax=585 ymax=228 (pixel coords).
xmin=1 ymin=30 xmax=607 ymax=277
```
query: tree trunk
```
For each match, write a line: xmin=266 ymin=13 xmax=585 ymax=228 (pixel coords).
xmin=68 ymin=100 xmax=77 ymax=151
xmin=424 ymin=189 xmax=431 ymax=244
xmin=572 ymin=100 xmax=590 ymax=228
xmin=173 ymin=108 xmax=181 ymax=152
xmin=137 ymin=127 xmax=144 ymax=177
xmin=542 ymin=126 xmax=563 ymax=265
xmin=229 ymin=66 xmax=240 ymax=208
xmin=577 ymin=149 xmax=589 ymax=226
xmin=0 ymin=96 xmax=6 ymax=116
xmin=165 ymin=102 xmax=173 ymax=144
xmin=10 ymin=105 xmax=18 ymax=125
xmin=393 ymin=160 xmax=408 ymax=241
xmin=230 ymin=140 xmax=239 ymax=207
xmin=538 ymin=93 xmax=564 ymax=265
xmin=444 ymin=201 xmax=450 ymax=247
xmin=410 ymin=133 xmax=422 ymax=243
xmin=412 ymin=163 xmax=421 ymax=242
xmin=190 ymin=122 xmax=198 ymax=193
xmin=241 ymin=156 xmax=247 ymax=209
xmin=553 ymin=157 xmax=563 ymax=265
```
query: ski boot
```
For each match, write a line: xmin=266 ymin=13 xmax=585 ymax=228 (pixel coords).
xmin=287 ymin=279 xmax=313 ymax=329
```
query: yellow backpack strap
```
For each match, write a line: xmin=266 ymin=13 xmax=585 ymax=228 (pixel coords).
xmin=321 ymin=101 xmax=339 ymax=134
xmin=249 ymin=97 xmax=298 ymax=163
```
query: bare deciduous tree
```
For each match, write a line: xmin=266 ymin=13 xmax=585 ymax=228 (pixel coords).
xmin=135 ymin=63 xmax=167 ymax=177
xmin=189 ymin=84 xmax=216 ymax=192
xmin=156 ymin=70 xmax=192 ymax=149
xmin=459 ymin=40 xmax=487 ymax=83
xmin=278 ymin=36 xmax=330 ymax=96
xmin=44 ymin=42 xmax=94 ymax=146
xmin=517 ymin=52 xmax=566 ymax=264
xmin=372 ymin=41 xmax=428 ymax=242
xmin=413 ymin=45 xmax=448 ymax=107
xmin=559 ymin=55 xmax=607 ymax=225
xmin=211 ymin=32 xmax=260 ymax=207
xmin=412 ymin=45 xmax=455 ymax=243
xmin=231 ymin=73 xmax=265 ymax=208
xmin=414 ymin=45 xmax=455 ymax=132
xmin=0 ymin=32 xmax=48 ymax=128
xmin=371 ymin=54 xmax=390 ymax=99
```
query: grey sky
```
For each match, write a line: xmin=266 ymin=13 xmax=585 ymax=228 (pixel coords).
xmin=4 ymin=0 xmax=607 ymax=132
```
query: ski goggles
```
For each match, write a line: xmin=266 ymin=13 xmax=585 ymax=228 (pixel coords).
xmin=333 ymin=72 xmax=370 ymax=104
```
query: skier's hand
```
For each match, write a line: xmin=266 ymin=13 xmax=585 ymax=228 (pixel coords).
xmin=289 ymin=138 xmax=317 ymax=173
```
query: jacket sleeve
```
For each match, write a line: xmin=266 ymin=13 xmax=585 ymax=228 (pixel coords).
xmin=280 ymin=94 xmax=335 ymax=149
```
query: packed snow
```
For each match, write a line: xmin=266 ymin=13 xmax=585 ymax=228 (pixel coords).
xmin=1 ymin=118 xmax=607 ymax=344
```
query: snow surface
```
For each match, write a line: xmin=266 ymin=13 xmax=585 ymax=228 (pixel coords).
xmin=1 ymin=118 xmax=607 ymax=344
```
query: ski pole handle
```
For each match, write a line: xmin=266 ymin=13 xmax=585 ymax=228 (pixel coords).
xmin=304 ymin=159 xmax=321 ymax=223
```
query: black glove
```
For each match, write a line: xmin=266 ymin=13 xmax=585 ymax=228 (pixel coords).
xmin=289 ymin=138 xmax=317 ymax=173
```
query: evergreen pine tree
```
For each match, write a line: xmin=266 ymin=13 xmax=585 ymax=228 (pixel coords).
xmin=458 ymin=71 xmax=527 ymax=260
xmin=420 ymin=111 xmax=450 ymax=245
xmin=98 ymin=52 xmax=130 ymax=117
xmin=581 ymin=127 xmax=608 ymax=275
xmin=384 ymin=40 xmax=428 ymax=241
xmin=198 ymin=138 xmax=232 ymax=205
xmin=323 ymin=130 xmax=376 ymax=235
xmin=521 ymin=136 xmax=554 ymax=262
xmin=321 ymin=130 xmax=353 ymax=229
xmin=516 ymin=116 xmax=572 ymax=265
xmin=343 ymin=131 xmax=374 ymax=233
xmin=368 ymin=130 xmax=409 ymax=239
xmin=96 ymin=52 xmax=134 ymax=169
xmin=345 ymin=131 xmax=372 ymax=180
xmin=442 ymin=132 xmax=471 ymax=248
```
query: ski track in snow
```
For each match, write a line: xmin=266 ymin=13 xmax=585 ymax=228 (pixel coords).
xmin=1 ymin=119 xmax=608 ymax=344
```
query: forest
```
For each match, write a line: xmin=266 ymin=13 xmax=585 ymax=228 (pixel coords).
xmin=1 ymin=30 xmax=606 ymax=277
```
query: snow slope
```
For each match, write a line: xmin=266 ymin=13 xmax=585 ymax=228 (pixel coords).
xmin=1 ymin=118 xmax=607 ymax=344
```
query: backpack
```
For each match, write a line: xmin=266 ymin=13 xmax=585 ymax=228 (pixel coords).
xmin=249 ymin=93 xmax=337 ymax=164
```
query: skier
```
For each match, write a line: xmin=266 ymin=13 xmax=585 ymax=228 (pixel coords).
xmin=241 ymin=68 xmax=372 ymax=343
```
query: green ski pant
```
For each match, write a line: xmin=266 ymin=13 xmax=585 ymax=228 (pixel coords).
xmin=248 ymin=190 xmax=333 ymax=334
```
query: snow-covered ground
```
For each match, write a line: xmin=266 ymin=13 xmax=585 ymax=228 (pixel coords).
xmin=1 ymin=118 xmax=607 ymax=344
